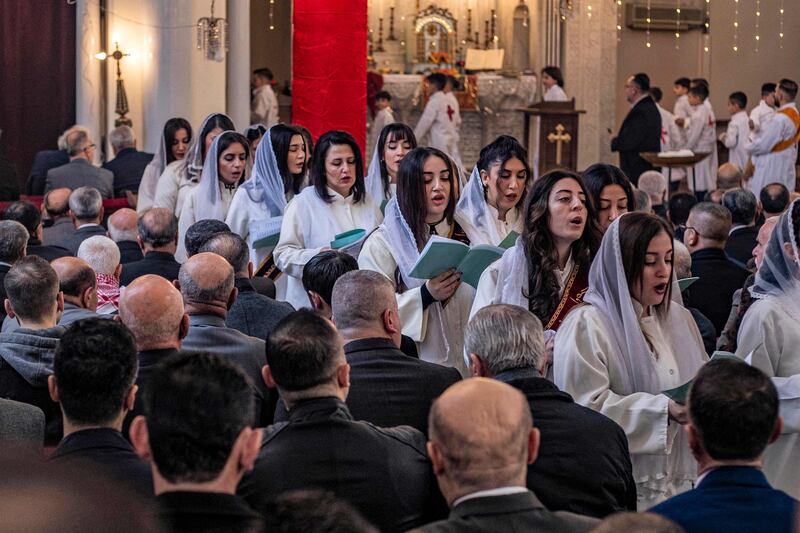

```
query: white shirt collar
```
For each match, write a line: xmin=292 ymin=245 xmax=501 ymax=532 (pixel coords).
xmin=0 ymin=261 xmax=12 ymax=268
xmin=78 ymin=223 xmax=101 ymax=228
xmin=452 ymin=486 xmax=529 ymax=508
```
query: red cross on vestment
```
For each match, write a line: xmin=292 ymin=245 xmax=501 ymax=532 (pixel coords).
xmin=446 ymin=105 xmax=454 ymax=122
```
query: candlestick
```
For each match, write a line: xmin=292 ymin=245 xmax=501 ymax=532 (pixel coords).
xmin=466 ymin=9 xmax=473 ymax=42
xmin=377 ymin=17 xmax=385 ymax=52
xmin=484 ymin=20 xmax=489 ymax=49
xmin=388 ymin=7 xmax=396 ymax=41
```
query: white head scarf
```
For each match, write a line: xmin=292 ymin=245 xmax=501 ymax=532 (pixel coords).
xmin=365 ymin=142 xmax=387 ymax=203
xmin=454 ymin=166 xmax=518 ymax=246
xmin=194 ymin=131 xmax=246 ymax=222
xmin=580 ymin=215 xmax=706 ymax=395
xmin=184 ymin=113 xmax=234 ymax=182
xmin=750 ymin=199 xmax=800 ymax=317
xmin=138 ymin=123 xmax=169 ymax=202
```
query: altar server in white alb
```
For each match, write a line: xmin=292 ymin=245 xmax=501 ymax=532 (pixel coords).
xmin=650 ymin=88 xmax=686 ymax=186
xmin=251 ymin=68 xmax=280 ymax=128
xmin=273 ymin=130 xmax=382 ymax=309
xmin=672 ymin=77 xmax=692 ymax=122
xmin=136 ymin=117 xmax=192 ymax=213
xmin=455 ymin=135 xmax=530 ymax=246
xmin=359 ymin=147 xmax=473 ymax=375
xmin=684 ymin=84 xmax=718 ymax=197
xmin=719 ymin=91 xmax=750 ymax=172
xmin=554 ymin=212 xmax=707 ymax=509
xmin=369 ymin=90 xmax=395 ymax=153
xmin=542 ymin=66 xmax=568 ymax=102
xmin=443 ymin=76 xmax=463 ymax=170
xmin=365 ymin=123 xmax=417 ymax=206
xmin=415 ymin=73 xmax=460 ymax=166
xmin=747 ymin=79 xmax=800 ymax=196
xmin=227 ymin=124 xmax=307 ymax=276
xmin=749 ymin=82 xmax=777 ymax=137
xmin=177 ymin=131 xmax=250 ymax=262
xmin=735 ymin=200 xmax=800 ymax=499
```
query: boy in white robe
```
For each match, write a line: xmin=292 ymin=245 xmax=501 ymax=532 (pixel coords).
xmin=251 ymin=68 xmax=279 ymax=128
xmin=684 ymin=85 xmax=718 ymax=197
xmin=415 ymin=73 xmax=459 ymax=162
xmin=443 ymin=76 xmax=463 ymax=171
xmin=749 ymin=82 xmax=777 ymax=138
xmin=369 ymin=91 xmax=395 ymax=154
xmin=719 ymin=91 xmax=750 ymax=172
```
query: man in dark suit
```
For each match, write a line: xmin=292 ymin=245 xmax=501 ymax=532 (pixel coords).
xmin=120 ymin=208 xmax=181 ymax=285
xmin=200 ymin=232 xmax=293 ymax=340
xmin=0 ymin=220 xmax=28 ymax=322
xmin=0 ymin=398 xmax=44 ymax=448
xmin=41 ymin=188 xmax=77 ymax=247
xmin=610 ymin=73 xmax=661 ymax=185
xmin=108 ymin=208 xmax=144 ymax=264
xmin=45 ymin=128 xmax=114 ymax=198
xmin=239 ymin=310 xmax=446 ymax=533
xmin=466 ymin=304 xmax=636 ymax=518
xmin=673 ymin=241 xmax=717 ymax=355
xmin=2 ymin=201 xmax=70 ymax=262
xmin=683 ymin=202 xmax=750 ymax=334
xmin=177 ymin=252 xmax=270 ymax=426
xmin=102 ymin=125 xmax=153 ymax=198
xmin=330 ymin=270 xmax=460 ymax=434
xmin=651 ymin=359 xmax=797 ymax=532
xmin=130 ymin=351 xmax=263 ymax=531
xmin=26 ymin=125 xmax=76 ymax=195
xmin=46 ymin=318 xmax=152 ymax=497
xmin=64 ymin=187 xmax=107 ymax=255
xmin=723 ymin=188 xmax=760 ymax=268
xmin=418 ymin=378 xmax=597 ymax=532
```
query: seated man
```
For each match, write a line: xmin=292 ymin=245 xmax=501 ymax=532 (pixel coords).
xmin=130 ymin=351 xmax=263 ymax=531
xmin=419 ymin=379 xmax=597 ymax=532
xmin=200 ymin=232 xmax=293 ymax=340
xmin=638 ymin=170 xmax=668 ymax=219
xmin=0 ymin=256 xmax=64 ymax=444
xmin=759 ymin=182 xmax=791 ymax=219
xmin=177 ymin=252 xmax=268 ymax=426
xmin=64 ymin=186 xmax=106 ymax=255
xmin=77 ymin=236 xmax=122 ymax=315
xmin=41 ymin=188 xmax=76 ymax=247
xmin=651 ymin=359 xmax=796 ymax=532
xmin=47 ymin=318 xmax=152 ymax=497
xmin=717 ymin=162 xmax=743 ymax=191
xmin=330 ymin=270 xmax=460 ymax=435
xmin=0 ymin=398 xmax=45 ymax=449
xmin=108 ymin=208 xmax=144 ymax=264
xmin=466 ymin=305 xmax=636 ymax=518
xmin=0 ymin=220 xmax=28 ymax=322
xmin=120 ymin=208 xmax=181 ymax=286
xmin=672 ymin=241 xmax=717 ymax=355
xmin=2 ymin=201 xmax=70 ymax=262
xmin=102 ymin=125 xmax=153 ymax=198
xmin=239 ymin=309 xmax=445 ymax=532
xmin=45 ymin=128 xmax=113 ymax=198
xmin=722 ymin=188 xmax=759 ymax=267
xmin=667 ymin=192 xmax=697 ymax=242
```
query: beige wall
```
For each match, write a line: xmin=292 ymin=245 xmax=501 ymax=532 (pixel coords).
xmin=250 ymin=0 xmax=293 ymax=89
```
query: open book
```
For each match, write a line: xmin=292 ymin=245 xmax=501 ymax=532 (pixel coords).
xmin=408 ymin=236 xmax=504 ymax=289
xmin=331 ymin=229 xmax=368 ymax=258
xmin=662 ymin=351 xmax=740 ymax=404
xmin=498 ymin=231 xmax=519 ymax=250
xmin=251 ymin=216 xmax=284 ymax=249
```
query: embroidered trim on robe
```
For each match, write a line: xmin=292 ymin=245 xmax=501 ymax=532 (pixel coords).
xmin=544 ymin=264 xmax=589 ymax=331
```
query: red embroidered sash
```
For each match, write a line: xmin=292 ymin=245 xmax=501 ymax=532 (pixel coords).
xmin=545 ymin=264 xmax=589 ymax=331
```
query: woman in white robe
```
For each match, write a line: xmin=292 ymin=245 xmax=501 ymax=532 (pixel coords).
xmin=455 ymin=135 xmax=530 ymax=246
xmin=176 ymin=131 xmax=250 ymax=262
xmin=136 ymin=117 xmax=191 ymax=213
xmin=736 ymin=200 xmax=800 ymax=498
xmin=227 ymin=124 xmax=307 ymax=280
xmin=582 ymin=163 xmax=635 ymax=234
xmin=273 ymin=130 xmax=382 ymax=309
xmin=542 ymin=66 xmax=568 ymax=102
xmin=359 ymin=147 xmax=472 ymax=375
xmin=554 ymin=212 xmax=707 ymax=509
xmin=154 ymin=113 xmax=235 ymax=219
xmin=365 ymin=123 xmax=417 ymax=209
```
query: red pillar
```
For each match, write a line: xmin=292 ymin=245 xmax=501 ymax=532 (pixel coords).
xmin=292 ymin=0 xmax=368 ymax=156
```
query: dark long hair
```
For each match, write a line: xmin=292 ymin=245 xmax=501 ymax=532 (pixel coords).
xmin=476 ymin=135 xmax=531 ymax=211
xmin=215 ymin=131 xmax=250 ymax=185
xmin=377 ymin=123 xmax=417 ymax=198
xmin=582 ymin=163 xmax=635 ymax=217
xmin=542 ymin=66 xmax=564 ymax=88
xmin=311 ymin=130 xmax=366 ymax=204
xmin=294 ymin=124 xmax=314 ymax=159
xmin=200 ymin=114 xmax=236 ymax=163
xmin=396 ymin=147 xmax=456 ymax=250
xmin=164 ymin=118 xmax=192 ymax=165
xmin=270 ymin=124 xmax=306 ymax=195
xmin=522 ymin=170 xmax=600 ymax=323
xmin=618 ymin=212 xmax=674 ymax=318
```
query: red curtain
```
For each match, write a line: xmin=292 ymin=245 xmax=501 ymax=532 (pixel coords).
xmin=0 ymin=0 xmax=76 ymax=189
xmin=292 ymin=0 xmax=367 ymax=156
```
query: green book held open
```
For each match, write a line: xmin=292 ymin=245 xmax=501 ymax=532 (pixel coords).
xmin=331 ymin=229 xmax=368 ymax=258
xmin=408 ymin=235 xmax=504 ymax=289
xmin=251 ymin=217 xmax=284 ymax=249
xmin=662 ymin=351 xmax=741 ymax=404
xmin=498 ymin=231 xmax=519 ymax=250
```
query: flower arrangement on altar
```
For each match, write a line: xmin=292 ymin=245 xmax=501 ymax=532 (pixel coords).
xmin=428 ymin=52 xmax=451 ymax=65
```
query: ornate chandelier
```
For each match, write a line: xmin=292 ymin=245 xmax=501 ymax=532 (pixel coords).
xmin=197 ymin=0 xmax=228 ymax=62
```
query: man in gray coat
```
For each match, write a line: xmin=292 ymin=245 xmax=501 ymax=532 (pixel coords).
xmin=45 ymin=127 xmax=113 ymax=198
xmin=63 ymin=187 xmax=107 ymax=256
xmin=175 ymin=252 xmax=270 ymax=426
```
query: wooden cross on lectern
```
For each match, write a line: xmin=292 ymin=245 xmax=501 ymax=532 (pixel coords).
xmin=547 ymin=124 xmax=572 ymax=166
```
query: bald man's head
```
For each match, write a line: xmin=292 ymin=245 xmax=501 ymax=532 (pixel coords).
xmin=716 ymin=163 xmax=742 ymax=190
xmin=428 ymin=379 xmax=537 ymax=502
xmin=108 ymin=208 xmax=139 ymax=242
xmin=177 ymin=252 xmax=235 ymax=309
xmin=51 ymin=256 xmax=97 ymax=310
xmin=119 ymin=275 xmax=186 ymax=350
xmin=44 ymin=188 xmax=72 ymax=218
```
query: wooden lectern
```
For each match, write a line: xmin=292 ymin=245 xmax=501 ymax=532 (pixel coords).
xmin=519 ymin=100 xmax=585 ymax=174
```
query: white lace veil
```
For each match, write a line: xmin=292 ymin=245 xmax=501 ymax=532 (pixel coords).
xmin=242 ymin=126 xmax=289 ymax=242
xmin=750 ymin=199 xmax=800 ymax=317
xmin=194 ymin=131 xmax=244 ymax=222
xmin=185 ymin=113 xmax=233 ymax=182
xmin=454 ymin=166 xmax=507 ymax=246
xmin=138 ymin=124 xmax=168 ymax=202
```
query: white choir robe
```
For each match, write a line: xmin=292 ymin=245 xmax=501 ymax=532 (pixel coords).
xmin=273 ymin=187 xmax=382 ymax=310
xmin=153 ymin=160 xmax=198 ymax=220
xmin=175 ymin=181 xmax=239 ymax=263
xmin=444 ymin=92 xmax=463 ymax=170
xmin=736 ymin=297 xmax=800 ymax=499
xmin=656 ymin=104 xmax=686 ymax=182
xmin=749 ymin=99 xmax=776 ymax=139
xmin=358 ymin=222 xmax=473 ymax=376
xmin=673 ymin=94 xmax=692 ymax=120
xmin=723 ymin=110 xmax=751 ymax=171
xmin=685 ymin=103 xmax=718 ymax=192
xmin=544 ymin=85 xmax=568 ymax=102
xmin=745 ymin=103 xmax=798 ymax=195
xmin=251 ymin=84 xmax=279 ymax=128
xmin=554 ymin=304 xmax=703 ymax=509
xmin=455 ymin=204 xmax=522 ymax=247
xmin=415 ymin=92 xmax=460 ymax=158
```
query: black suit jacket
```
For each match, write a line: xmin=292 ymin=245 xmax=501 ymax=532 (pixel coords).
xmin=26 ymin=239 xmax=71 ymax=263
xmin=415 ymin=491 xmax=597 ymax=533
xmin=611 ymin=95 xmax=661 ymax=184
xmin=116 ymin=240 xmax=143 ymax=264
xmin=27 ymin=149 xmax=69 ymax=195
xmin=0 ymin=264 xmax=9 ymax=321
xmin=102 ymin=148 xmax=154 ymax=197
xmin=226 ymin=278 xmax=294 ymax=341
xmin=120 ymin=251 xmax=181 ymax=286
xmin=158 ymin=491 xmax=263 ymax=533
xmin=725 ymin=225 xmax=759 ymax=268
xmin=500 ymin=371 xmax=636 ymax=517
xmin=123 ymin=347 xmax=180 ymax=439
xmin=238 ymin=397 xmax=447 ymax=532
xmin=686 ymin=247 xmax=750 ymax=335
xmin=48 ymin=428 xmax=152 ymax=497
xmin=65 ymin=224 xmax=107 ymax=256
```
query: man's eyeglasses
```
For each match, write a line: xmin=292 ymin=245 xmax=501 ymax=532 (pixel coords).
xmin=83 ymin=143 xmax=96 ymax=152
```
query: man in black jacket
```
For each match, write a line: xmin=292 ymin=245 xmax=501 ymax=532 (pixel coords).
xmin=722 ymin=188 xmax=759 ymax=268
xmin=0 ymin=220 xmax=29 ymax=322
xmin=102 ymin=126 xmax=153 ymax=198
xmin=108 ymin=208 xmax=144 ymax=265
xmin=64 ymin=187 xmax=107 ymax=256
xmin=239 ymin=309 xmax=446 ymax=532
xmin=119 ymin=208 xmax=181 ymax=286
xmin=611 ymin=73 xmax=662 ymax=185
xmin=2 ymin=201 xmax=70 ymax=262
xmin=465 ymin=304 xmax=636 ymax=518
